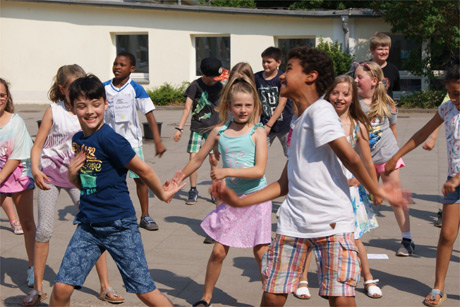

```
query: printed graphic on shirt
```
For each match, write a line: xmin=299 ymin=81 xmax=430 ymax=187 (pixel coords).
xmin=258 ymin=86 xmax=283 ymax=122
xmin=222 ymin=145 xmax=247 ymax=186
xmin=368 ymin=118 xmax=383 ymax=151
xmin=73 ymin=142 xmax=101 ymax=196
xmin=193 ymin=92 xmax=212 ymax=121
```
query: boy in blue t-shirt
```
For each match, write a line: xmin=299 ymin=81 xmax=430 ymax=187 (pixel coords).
xmin=254 ymin=47 xmax=293 ymax=157
xmin=49 ymin=75 xmax=184 ymax=307
xmin=104 ymin=52 xmax=165 ymax=231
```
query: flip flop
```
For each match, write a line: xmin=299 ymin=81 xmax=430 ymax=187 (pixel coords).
xmin=424 ymin=289 xmax=447 ymax=307
xmin=98 ymin=287 xmax=124 ymax=304
xmin=22 ymin=289 xmax=47 ymax=306
xmin=192 ymin=300 xmax=212 ymax=307
xmin=364 ymin=279 xmax=383 ymax=298
xmin=293 ymin=281 xmax=311 ymax=300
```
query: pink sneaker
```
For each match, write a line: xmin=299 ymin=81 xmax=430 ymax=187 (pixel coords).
xmin=10 ymin=219 xmax=24 ymax=235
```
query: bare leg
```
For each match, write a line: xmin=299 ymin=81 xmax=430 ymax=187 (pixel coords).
xmin=260 ymin=292 xmax=288 ymax=306
xmin=328 ymin=296 xmax=356 ymax=307
xmin=134 ymin=178 xmax=149 ymax=218
xmin=380 ymin=169 xmax=410 ymax=233
xmin=137 ymin=289 xmax=173 ymax=306
xmin=198 ymin=242 xmax=229 ymax=305
xmin=12 ymin=190 xmax=36 ymax=266
xmin=424 ymin=203 xmax=460 ymax=305
xmin=355 ymin=239 xmax=373 ymax=282
xmin=253 ymin=244 xmax=268 ymax=282
xmin=50 ymin=282 xmax=74 ymax=307
xmin=189 ymin=153 xmax=198 ymax=188
xmin=1 ymin=196 xmax=19 ymax=221
xmin=95 ymin=252 xmax=124 ymax=300
xmin=33 ymin=241 xmax=49 ymax=292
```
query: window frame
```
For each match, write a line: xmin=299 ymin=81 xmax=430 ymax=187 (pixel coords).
xmin=114 ymin=33 xmax=150 ymax=84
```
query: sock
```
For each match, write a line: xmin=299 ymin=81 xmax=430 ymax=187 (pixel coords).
xmin=190 ymin=186 xmax=197 ymax=190
xmin=401 ymin=232 xmax=412 ymax=241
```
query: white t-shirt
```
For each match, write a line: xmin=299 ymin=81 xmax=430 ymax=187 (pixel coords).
xmin=277 ymin=99 xmax=354 ymax=238
xmin=104 ymin=78 xmax=155 ymax=148
xmin=438 ymin=100 xmax=460 ymax=177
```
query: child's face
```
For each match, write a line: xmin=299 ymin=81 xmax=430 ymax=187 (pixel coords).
xmin=329 ymin=82 xmax=353 ymax=114
xmin=59 ymin=77 xmax=77 ymax=105
xmin=279 ymin=58 xmax=306 ymax=100
xmin=230 ymin=92 xmax=254 ymax=124
xmin=370 ymin=44 xmax=390 ymax=63
xmin=112 ymin=56 xmax=135 ymax=81
xmin=202 ymin=75 xmax=217 ymax=86
xmin=446 ymin=80 xmax=460 ymax=110
xmin=354 ymin=66 xmax=377 ymax=98
xmin=0 ymin=83 xmax=7 ymax=113
xmin=262 ymin=56 xmax=280 ymax=74
xmin=74 ymin=96 xmax=108 ymax=136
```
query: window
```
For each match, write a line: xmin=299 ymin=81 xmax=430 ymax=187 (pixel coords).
xmin=195 ymin=36 xmax=230 ymax=75
xmin=116 ymin=34 xmax=149 ymax=81
xmin=277 ymin=38 xmax=315 ymax=72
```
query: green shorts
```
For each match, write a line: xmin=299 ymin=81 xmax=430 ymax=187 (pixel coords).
xmin=128 ymin=147 xmax=144 ymax=179
xmin=187 ymin=131 xmax=210 ymax=153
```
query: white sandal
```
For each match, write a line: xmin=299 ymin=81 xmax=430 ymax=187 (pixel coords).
xmin=293 ymin=281 xmax=311 ymax=300
xmin=364 ymin=279 xmax=382 ymax=298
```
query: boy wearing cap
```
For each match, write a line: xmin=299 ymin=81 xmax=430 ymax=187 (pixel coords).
xmin=174 ymin=57 xmax=224 ymax=206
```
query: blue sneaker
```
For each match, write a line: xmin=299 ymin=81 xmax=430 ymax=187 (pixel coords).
xmin=26 ymin=266 xmax=34 ymax=288
xmin=186 ymin=189 xmax=198 ymax=205
xmin=396 ymin=238 xmax=415 ymax=257
xmin=139 ymin=215 xmax=159 ymax=231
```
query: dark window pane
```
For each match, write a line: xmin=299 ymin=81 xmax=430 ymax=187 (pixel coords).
xmin=400 ymin=79 xmax=422 ymax=92
xmin=116 ymin=34 xmax=149 ymax=74
xmin=195 ymin=37 xmax=230 ymax=75
xmin=277 ymin=38 xmax=315 ymax=72
xmin=387 ymin=34 xmax=421 ymax=71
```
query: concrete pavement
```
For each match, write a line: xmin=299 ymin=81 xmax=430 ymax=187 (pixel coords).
xmin=1 ymin=105 xmax=459 ymax=306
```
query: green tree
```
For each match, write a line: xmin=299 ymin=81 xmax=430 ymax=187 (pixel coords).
xmin=373 ymin=0 xmax=460 ymax=86
xmin=200 ymin=0 xmax=256 ymax=8
xmin=288 ymin=0 xmax=372 ymax=10
xmin=316 ymin=38 xmax=354 ymax=75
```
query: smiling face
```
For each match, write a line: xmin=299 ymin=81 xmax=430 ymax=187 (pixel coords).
xmin=74 ymin=96 xmax=108 ymax=136
xmin=446 ymin=80 xmax=460 ymax=110
xmin=112 ymin=56 xmax=135 ymax=84
xmin=370 ymin=44 xmax=390 ymax=65
xmin=328 ymin=81 xmax=353 ymax=116
xmin=262 ymin=56 xmax=280 ymax=75
xmin=279 ymin=58 xmax=307 ymax=101
xmin=354 ymin=65 xmax=377 ymax=99
xmin=230 ymin=91 xmax=255 ymax=125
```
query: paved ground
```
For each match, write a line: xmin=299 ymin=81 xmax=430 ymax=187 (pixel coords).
xmin=1 ymin=105 xmax=459 ymax=307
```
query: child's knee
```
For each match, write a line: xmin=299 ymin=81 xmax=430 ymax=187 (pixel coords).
xmin=51 ymin=282 xmax=73 ymax=304
xmin=35 ymin=227 xmax=53 ymax=242
xmin=210 ymin=248 xmax=227 ymax=262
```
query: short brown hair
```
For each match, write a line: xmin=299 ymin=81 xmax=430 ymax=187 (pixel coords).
xmin=369 ymin=32 xmax=391 ymax=50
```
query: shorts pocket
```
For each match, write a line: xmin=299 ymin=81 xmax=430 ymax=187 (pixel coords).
xmin=336 ymin=240 xmax=360 ymax=287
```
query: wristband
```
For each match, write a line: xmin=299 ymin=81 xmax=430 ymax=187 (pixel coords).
xmin=175 ymin=127 xmax=183 ymax=132
xmin=266 ymin=124 xmax=272 ymax=128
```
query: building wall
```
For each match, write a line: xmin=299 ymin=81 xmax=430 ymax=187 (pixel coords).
xmin=1 ymin=1 xmax=388 ymax=104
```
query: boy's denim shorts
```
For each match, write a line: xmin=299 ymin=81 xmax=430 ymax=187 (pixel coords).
xmin=55 ymin=215 xmax=156 ymax=294
xmin=443 ymin=176 xmax=460 ymax=204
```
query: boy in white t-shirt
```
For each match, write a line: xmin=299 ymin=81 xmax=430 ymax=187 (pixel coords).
xmin=211 ymin=46 xmax=409 ymax=306
xmin=104 ymin=52 xmax=166 ymax=231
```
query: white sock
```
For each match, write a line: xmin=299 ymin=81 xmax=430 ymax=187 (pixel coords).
xmin=401 ymin=232 xmax=412 ymax=241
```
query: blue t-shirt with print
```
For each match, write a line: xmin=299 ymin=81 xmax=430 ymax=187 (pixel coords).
xmin=254 ymin=70 xmax=293 ymax=134
xmin=72 ymin=124 xmax=136 ymax=223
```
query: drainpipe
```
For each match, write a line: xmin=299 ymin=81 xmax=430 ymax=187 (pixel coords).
xmin=341 ymin=15 xmax=349 ymax=54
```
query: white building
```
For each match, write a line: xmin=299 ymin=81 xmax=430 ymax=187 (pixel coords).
xmin=0 ymin=0 xmax=420 ymax=104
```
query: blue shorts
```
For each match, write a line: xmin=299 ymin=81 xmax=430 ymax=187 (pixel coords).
xmin=443 ymin=176 xmax=460 ymax=204
xmin=55 ymin=215 xmax=156 ymax=294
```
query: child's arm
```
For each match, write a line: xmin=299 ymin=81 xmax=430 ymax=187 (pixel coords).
xmin=0 ymin=159 xmax=20 ymax=185
xmin=68 ymin=151 xmax=86 ymax=190
xmin=30 ymin=107 xmax=53 ymax=190
xmin=264 ymin=97 xmax=288 ymax=134
xmin=330 ymin=137 xmax=407 ymax=206
xmin=180 ymin=126 xmax=219 ymax=179
xmin=211 ymin=161 xmax=289 ymax=208
xmin=210 ymin=126 xmax=267 ymax=180
xmin=442 ymin=172 xmax=460 ymax=195
xmin=174 ymin=97 xmax=193 ymax=142
xmin=385 ymin=112 xmax=444 ymax=174
xmin=145 ymin=111 xmax=166 ymax=157
xmin=422 ymin=125 xmax=441 ymax=151
xmin=126 ymin=155 xmax=185 ymax=202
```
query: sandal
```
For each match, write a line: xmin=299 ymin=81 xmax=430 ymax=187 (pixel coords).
xmin=293 ymin=281 xmax=311 ymax=300
xmin=364 ymin=279 xmax=382 ymax=298
xmin=192 ymin=300 xmax=212 ymax=307
xmin=98 ymin=288 xmax=125 ymax=304
xmin=22 ymin=289 xmax=47 ymax=306
xmin=424 ymin=289 xmax=447 ymax=307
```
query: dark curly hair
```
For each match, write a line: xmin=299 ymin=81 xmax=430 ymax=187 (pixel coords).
xmin=287 ymin=46 xmax=335 ymax=97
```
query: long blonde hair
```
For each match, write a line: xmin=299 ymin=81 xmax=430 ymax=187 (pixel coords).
xmin=217 ymin=64 xmax=261 ymax=126
xmin=360 ymin=61 xmax=396 ymax=121
xmin=48 ymin=65 xmax=86 ymax=103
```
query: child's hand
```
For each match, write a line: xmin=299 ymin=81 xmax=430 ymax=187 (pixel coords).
xmin=173 ymin=130 xmax=182 ymax=142
xmin=373 ymin=194 xmax=383 ymax=206
xmin=32 ymin=169 xmax=51 ymax=190
xmin=377 ymin=181 xmax=412 ymax=210
xmin=384 ymin=157 xmax=398 ymax=175
xmin=264 ymin=125 xmax=271 ymax=135
xmin=348 ymin=177 xmax=360 ymax=187
xmin=162 ymin=171 xmax=186 ymax=203
xmin=155 ymin=141 xmax=166 ymax=158
xmin=69 ymin=151 xmax=86 ymax=178
xmin=210 ymin=168 xmax=226 ymax=181
xmin=210 ymin=151 xmax=220 ymax=168
xmin=210 ymin=181 xmax=240 ymax=207
xmin=422 ymin=137 xmax=436 ymax=151
xmin=442 ymin=177 xmax=460 ymax=195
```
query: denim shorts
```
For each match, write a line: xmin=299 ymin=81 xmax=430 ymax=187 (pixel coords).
xmin=55 ymin=215 xmax=156 ymax=294
xmin=442 ymin=176 xmax=460 ymax=204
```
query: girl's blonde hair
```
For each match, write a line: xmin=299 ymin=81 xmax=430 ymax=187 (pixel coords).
xmin=0 ymin=78 xmax=14 ymax=113
xmin=48 ymin=64 xmax=86 ymax=102
xmin=325 ymin=75 xmax=371 ymax=132
xmin=217 ymin=63 xmax=261 ymax=126
xmin=359 ymin=61 xmax=396 ymax=121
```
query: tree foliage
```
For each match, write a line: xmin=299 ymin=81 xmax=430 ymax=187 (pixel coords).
xmin=316 ymin=38 xmax=354 ymax=75
xmin=200 ymin=0 xmax=256 ymax=8
xmin=288 ymin=0 xmax=372 ymax=10
xmin=373 ymin=0 xmax=460 ymax=84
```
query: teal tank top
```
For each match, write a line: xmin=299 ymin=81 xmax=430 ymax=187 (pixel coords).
xmin=218 ymin=121 xmax=267 ymax=196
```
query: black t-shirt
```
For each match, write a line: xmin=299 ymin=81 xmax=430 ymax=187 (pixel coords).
xmin=381 ymin=62 xmax=400 ymax=99
xmin=185 ymin=78 xmax=223 ymax=134
xmin=254 ymin=70 xmax=293 ymax=134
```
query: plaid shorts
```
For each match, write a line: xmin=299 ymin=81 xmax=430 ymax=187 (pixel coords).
xmin=128 ymin=147 xmax=144 ymax=179
xmin=187 ymin=131 xmax=210 ymax=153
xmin=262 ymin=233 xmax=360 ymax=297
